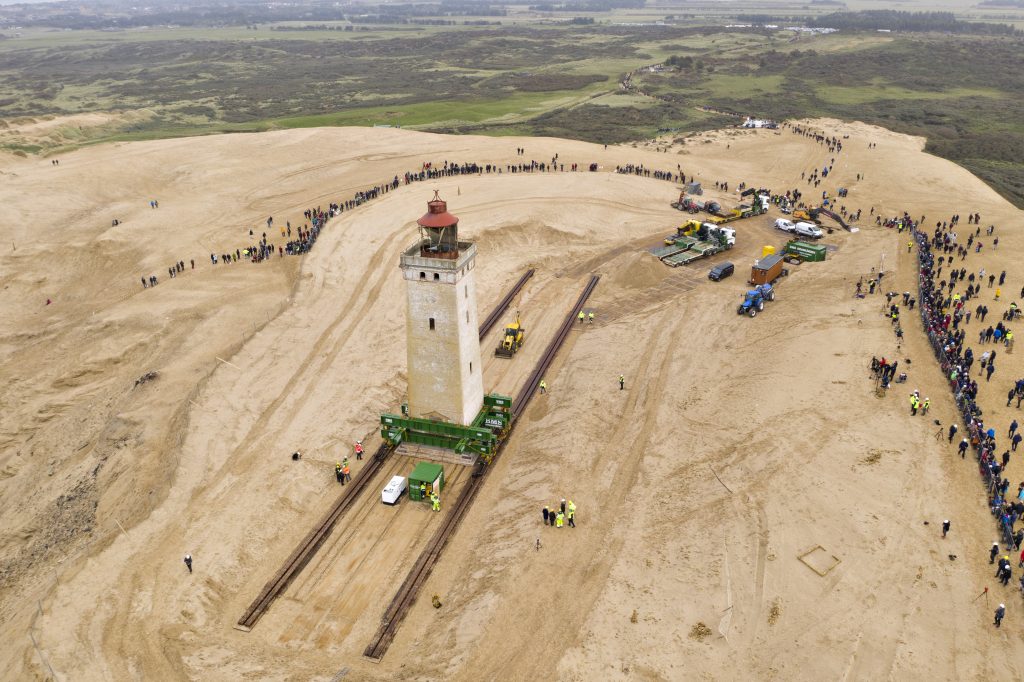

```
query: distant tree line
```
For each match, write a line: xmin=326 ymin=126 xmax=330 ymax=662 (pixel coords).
xmin=529 ymin=0 xmax=644 ymax=12
xmin=808 ymin=10 xmax=1021 ymax=35
xmin=735 ymin=14 xmax=795 ymax=25
xmin=0 ymin=0 xmax=507 ymax=30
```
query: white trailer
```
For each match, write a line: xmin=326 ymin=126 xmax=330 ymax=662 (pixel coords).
xmin=382 ymin=475 xmax=407 ymax=505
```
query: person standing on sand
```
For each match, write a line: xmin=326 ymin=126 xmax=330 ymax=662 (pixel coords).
xmin=543 ymin=506 xmax=549 ymax=526
xmin=991 ymin=542 xmax=1001 ymax=564
xmin=995 ymin=604 xmax=1005 ymax=627
xmin=942 ymin=520 xmax=951 ymax=538
xmin=184 ymin=554 xmax=192 ymax=574
xmin=949 ymin=424 xmax=958 ymax=442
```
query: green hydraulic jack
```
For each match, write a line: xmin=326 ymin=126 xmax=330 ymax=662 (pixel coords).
xmin=380 ymin=393 xmax=513 ymax=464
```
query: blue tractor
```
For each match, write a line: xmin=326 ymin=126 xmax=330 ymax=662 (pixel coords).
xmin=737 ymin=283 xmax=775 ymax=317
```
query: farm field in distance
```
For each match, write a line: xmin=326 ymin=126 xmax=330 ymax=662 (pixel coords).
xmin=0 ymin=1 xmax=1022 ymax=204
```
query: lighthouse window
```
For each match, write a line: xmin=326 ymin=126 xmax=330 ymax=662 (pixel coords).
xmin=470 ymin=362 xmax=473 ymax=373
xmin=429 ymin=318 xmax=435 ymax=331
xmin=466 ymin=311 xmax=469 ymax=324
xmin=419 ymin=272 xmax=425 ymax=280
xmin=434 ymin=273 xmax=440 ymax=281
xmin=464 ymin=285 xmax=468 ymax=298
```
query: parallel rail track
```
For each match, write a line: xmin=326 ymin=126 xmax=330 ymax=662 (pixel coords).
xmin=478 ymin=268 xmax=534 ymax=340
xmin=363 ymin=275 xmax=600 ymax=660
xmin=236 ymin=443 xmax=392 ymax=631
xmin=235 ymin=269 xmax=538 ymax=631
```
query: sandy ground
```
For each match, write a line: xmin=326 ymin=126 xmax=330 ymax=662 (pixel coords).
xmin=1 ymin=119 xmax=1023 ymax=681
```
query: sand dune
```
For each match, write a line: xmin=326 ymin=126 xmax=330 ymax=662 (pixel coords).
xmin=1 ymin=121 xmax=1022 ymax=680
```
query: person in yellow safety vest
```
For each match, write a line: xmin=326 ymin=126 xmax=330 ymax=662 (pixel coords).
xmin=342 ymin=456 xmax=349 ymax=470
xmin=539 ymin=380 xmax=547 ymax=394
xmin=922 ymin=397 xmax=930 ymax=414
xmin=555 ymin=511 xmax=564 ymax=528
xmin=567 ymin=500 xmax=576 ymax=528
xmin=578 ymin=311 xmax=585 ymax=324
xmin=910 ymin=394 xmax=919 ymax=415
xmin=420 ymin=482 xmax=427 ymax=500
xmin=588 ymin=311 xmax=594 ymax=323
xmin=1007 ymin=331 xmax=1015 ymax=351
xmin=430 ymin=492 xmax=440 ymax=512
xmin=996 ymin=288 xmax=1001 ymax=300
xmin=907 ymin=241 xmax=913 ymax=253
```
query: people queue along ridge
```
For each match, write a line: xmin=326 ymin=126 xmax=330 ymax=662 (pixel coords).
xmin=907 ymin=213 xmax=1024 ymax=622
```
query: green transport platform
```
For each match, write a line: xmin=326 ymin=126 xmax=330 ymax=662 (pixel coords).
xmin=380 ymin=393 xmax=513 ymax=463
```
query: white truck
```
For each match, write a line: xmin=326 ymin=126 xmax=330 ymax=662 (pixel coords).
xmin=774 ymin=218 xmax=795 ymax=233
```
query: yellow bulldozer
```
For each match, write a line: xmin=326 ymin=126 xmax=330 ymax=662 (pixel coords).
xmin=495 ymin=311 xmax=525 ymax=358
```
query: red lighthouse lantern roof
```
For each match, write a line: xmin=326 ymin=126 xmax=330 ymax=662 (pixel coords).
xmin=417 ymin=191 xmax=459 ymax=228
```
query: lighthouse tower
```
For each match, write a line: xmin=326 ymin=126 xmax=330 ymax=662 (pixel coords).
xmin=400 ymin=192 xmax=484 ymax=425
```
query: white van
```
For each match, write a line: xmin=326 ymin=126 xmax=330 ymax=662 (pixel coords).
xmin=774 ymin=218 xmax=795 ymax=232
xmin=793 ymin=222 xmax=823 ymax=239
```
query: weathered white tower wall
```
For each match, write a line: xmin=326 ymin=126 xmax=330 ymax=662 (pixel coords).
xmin=400 ymin=226 xmax=484 ymax=426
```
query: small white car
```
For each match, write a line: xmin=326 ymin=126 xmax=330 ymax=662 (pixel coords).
xmin=794 ymin=221 xmax=824 ymax=239
xmin=774 ymin=218 xmax=795 ymax=232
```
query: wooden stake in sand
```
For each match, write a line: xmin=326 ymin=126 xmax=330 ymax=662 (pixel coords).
xmin=28 ymin=631 xmax=57 ymax=680
xmin=216 ymin=356 xmax=240 ymax=370
xmin=115 ymin=519 xmax=130 ymax=538
xmin=709 ymin=465 xmax=733 ymax=494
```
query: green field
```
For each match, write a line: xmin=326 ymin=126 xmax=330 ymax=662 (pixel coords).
xmin=1 ymin=2 xmax=1023 ymax=205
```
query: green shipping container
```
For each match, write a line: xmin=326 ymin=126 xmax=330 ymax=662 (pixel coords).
xmin=785 ymin=240 xmax=827 ymax=262
xmin=409 ymin=462 xmax=445 ymax=501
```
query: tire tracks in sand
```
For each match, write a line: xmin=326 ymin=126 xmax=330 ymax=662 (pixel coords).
xmin=457 ymin=311 xmax=682 ymax=680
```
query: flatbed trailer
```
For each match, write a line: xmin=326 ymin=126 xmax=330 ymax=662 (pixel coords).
xmin=652 ymin=243 xmax=690 ymax=259
xmin=663 ymin=241 xmax=725 ymax=267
